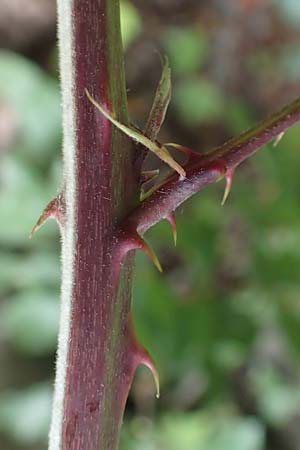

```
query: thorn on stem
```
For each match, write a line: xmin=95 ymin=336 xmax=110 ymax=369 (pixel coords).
xmin=166 ymin=212 xmax=177 ymax=246
xmin=123 ymin=232 xmax=163 ymax=272
xmin=128 ymin=317 xmax=160 ymax=399
xmin=273 ymin=131 xmax=285 ymax=147
xmin=221 ymin=167 xmax=235 ymax=206
xmin=30 ymin=193 xmax=65 ymax=238
xmin=137 ymin=348 xmax=160 ymax=399
xmin=139 ymin=238 xmax=163 ymax=273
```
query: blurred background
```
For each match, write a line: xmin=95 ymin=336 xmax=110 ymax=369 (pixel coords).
xmin=1 ymin=0 xmax=300 ymax=449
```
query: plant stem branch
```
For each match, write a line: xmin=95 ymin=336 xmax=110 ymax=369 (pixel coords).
xmin=128 ymin=97 xmax=300 ymax=236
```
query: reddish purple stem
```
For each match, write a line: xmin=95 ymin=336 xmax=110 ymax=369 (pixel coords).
xmin=127 ymin=97 xmax=300 ymax=236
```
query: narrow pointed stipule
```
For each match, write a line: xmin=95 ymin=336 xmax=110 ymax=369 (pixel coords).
xmin=140 ymin=169 xmax=160 ymax=184
xmin=165 ymin=142 xmax=201 ymax=160
xmin=166 ymin=212 xmax=177 ymax=246
xmin=85 ymin=89 xmax=186 ymax=179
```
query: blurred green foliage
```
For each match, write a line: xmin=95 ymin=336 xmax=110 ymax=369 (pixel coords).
xmin=120 ymin=1 xmax=141 ymax=49
xmin=1 ymin=1 xmax=300 ymax=450
xmin=277 ymin=0 xmax=300 ymax=26
xmin=121 ymin=413 xmax=264 ymax=450
xmin=164 ymin=27 xmax=208 ymax=76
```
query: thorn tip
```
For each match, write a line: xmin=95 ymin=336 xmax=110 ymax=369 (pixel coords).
xmin=30 ymin=194 xmax=65 ymax=238
xmin=143 ymin=240 xmax=163 ymax=272
xmin=129 ymin=233 xmax=163 ymax=272
xmin=139 ymin=350 xmax=160 ymax=399
xmin=221 ymin=168 xmax=235 ymax=206
xmin=273 ymin=131 xmax=285 ymax=147
xmin=166 ymin=212 xmax=177 ymax=246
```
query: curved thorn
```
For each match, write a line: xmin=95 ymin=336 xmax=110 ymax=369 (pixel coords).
xmin=141 ymin=238 xmax=163 ymax=273
xmin=166 ymin=212 xmax=177 ymax=246
xmin=138 ymin=348 xmax=160 ymax=399
xmin=85 ymin=89 xmax=185 ymax=179
xmin=122 ymin=232 xmax=163 ymax=272
xmin=127 ymin=317 xmax=160 ymax=399
xmin=221 ymin=168 xmax=235 ymax=206
xmin=273 ymin=131 xmax=285 ymax=147
xmin=30 ymin=193 xmax=65 ymax=238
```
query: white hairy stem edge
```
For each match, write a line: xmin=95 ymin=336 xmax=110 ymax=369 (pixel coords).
xmin=49 ymin=1 xmax=76 ymax=449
